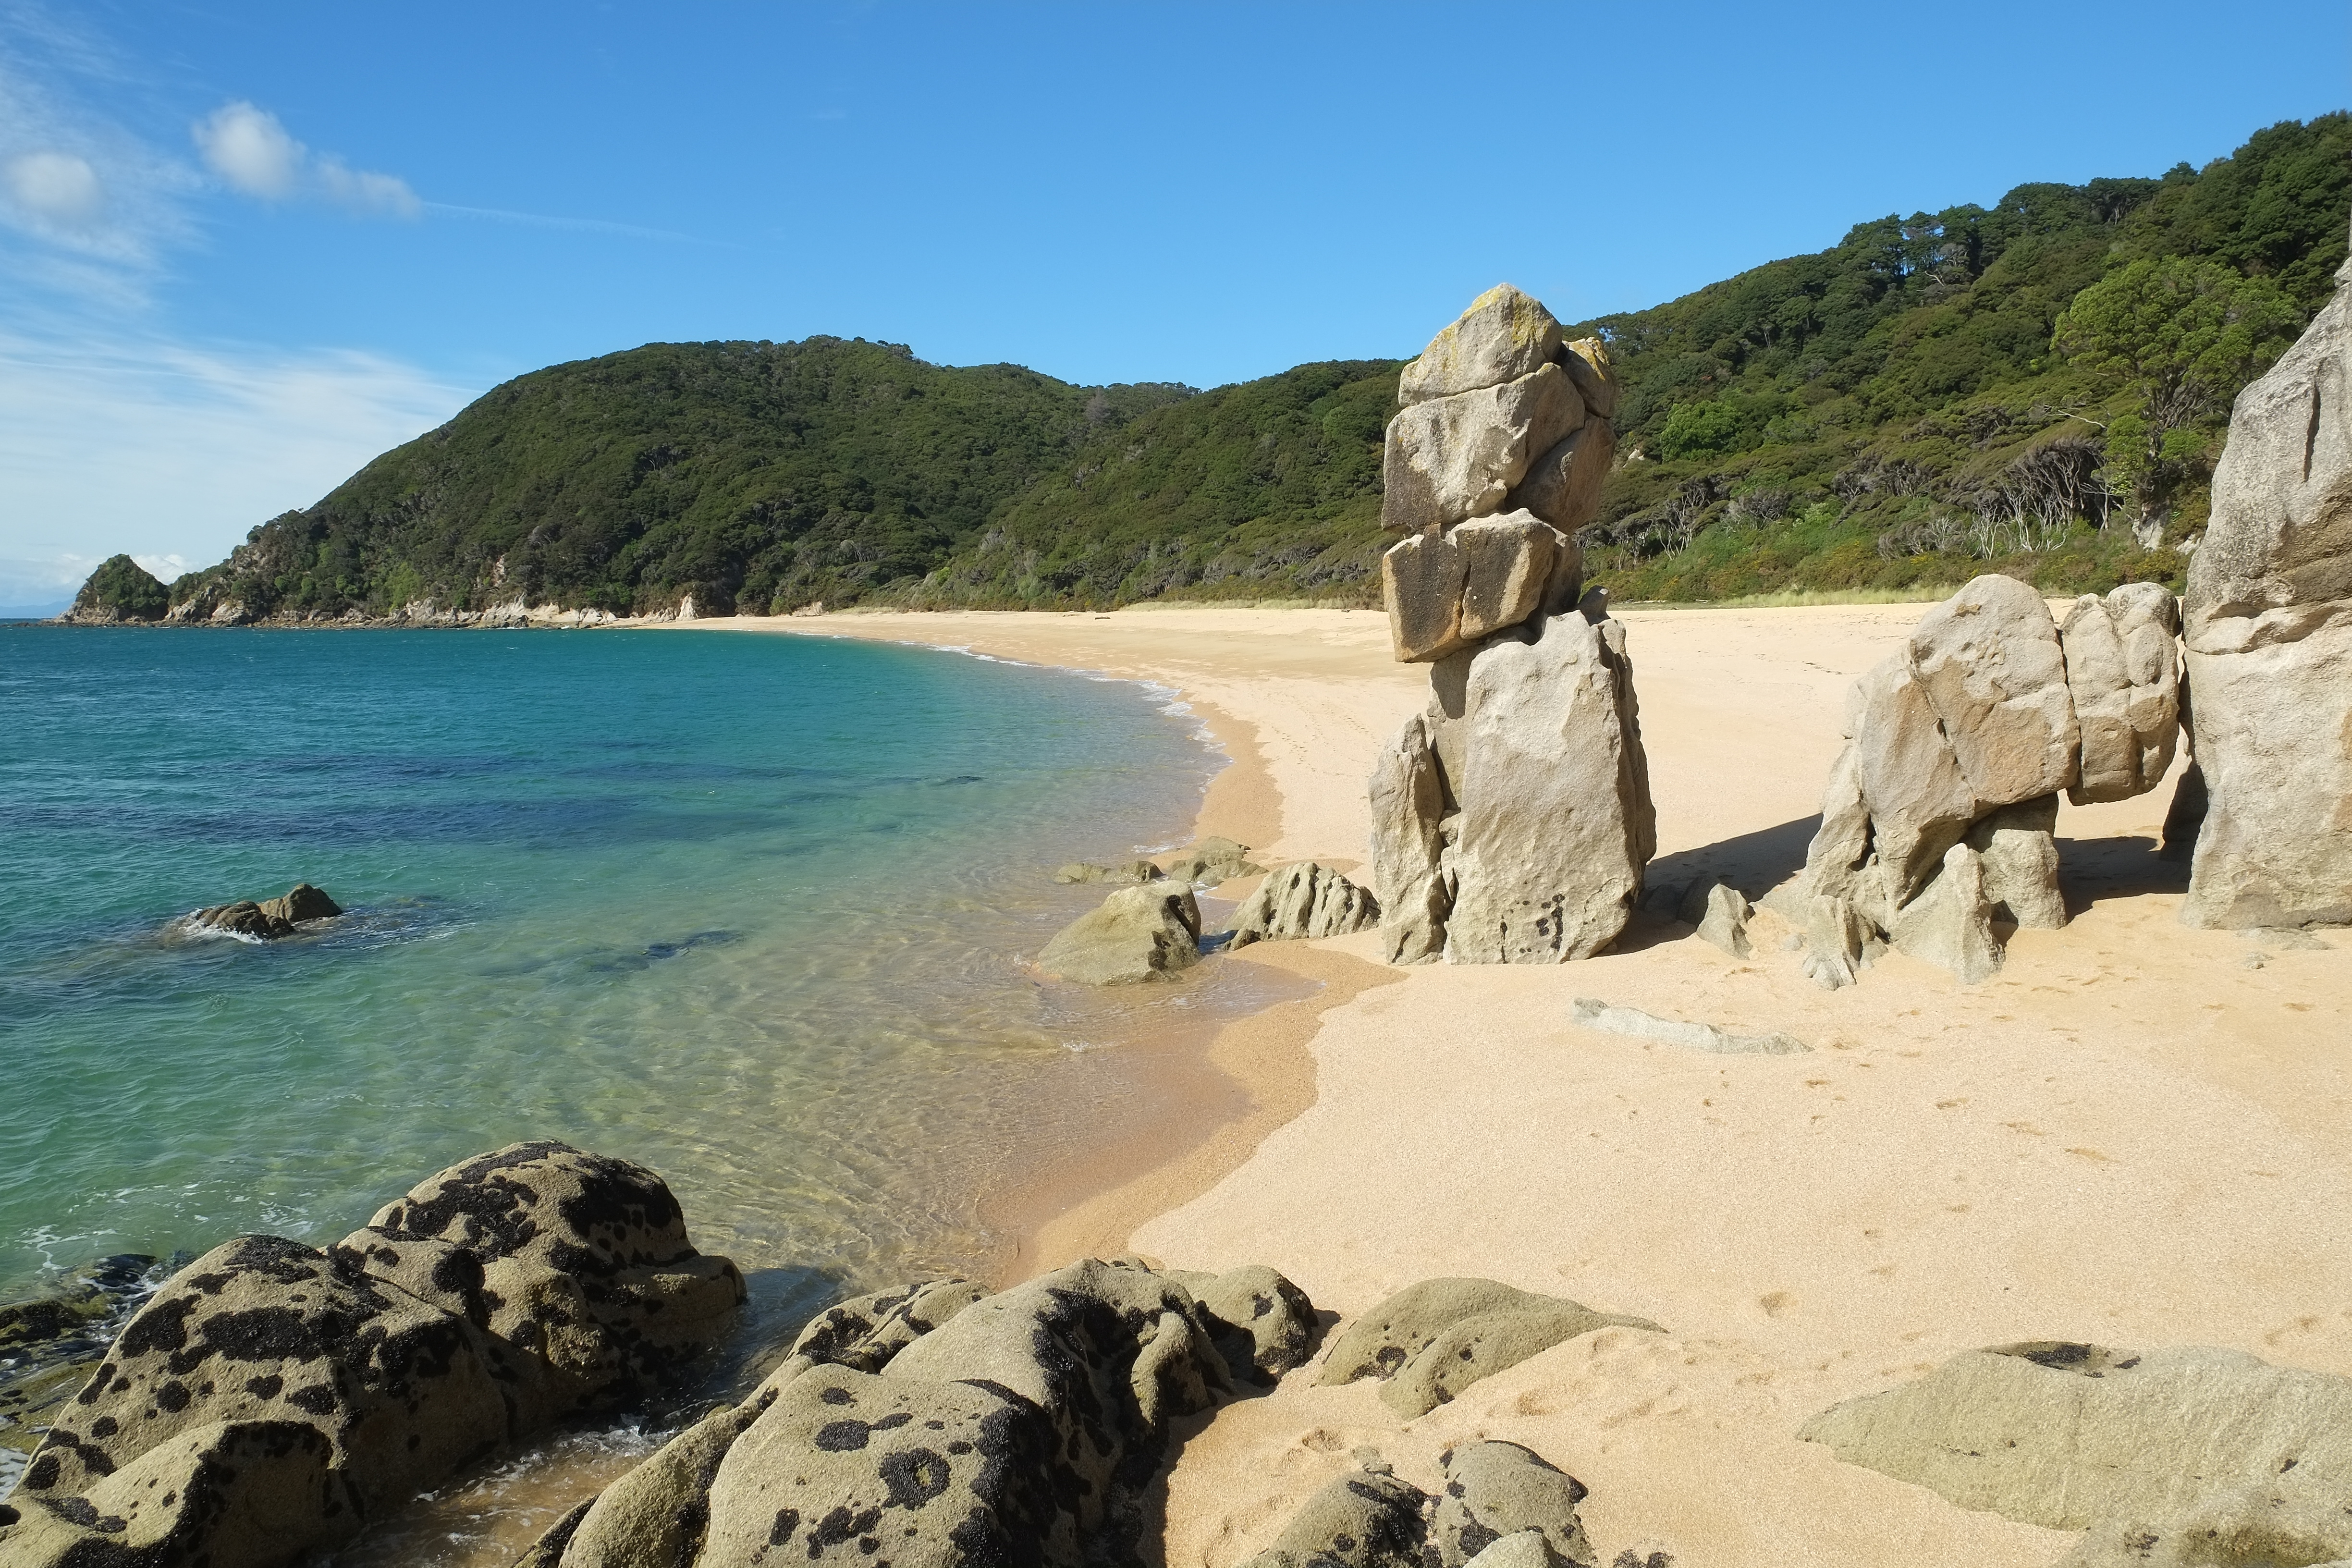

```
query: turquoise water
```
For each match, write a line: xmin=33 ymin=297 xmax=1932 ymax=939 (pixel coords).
xmin=0 ymin=626 xmax=1246 ymax=1332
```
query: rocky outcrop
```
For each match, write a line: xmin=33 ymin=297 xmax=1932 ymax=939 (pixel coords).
xmin=2061 ymin=583 xmax=2182 ymax=804
xmin=1226 ymin=862 xmax=1380 ymax=948
xmin=521 ymin=1258 xmax=1319 ymax=1568
xmin=1368 ymin=715 xmax=1449 ymax=965
xmin=1383 ymin=510 xmax=1581 ymax=663
xmin=185 ymin=883 xmax=343 ymax=940
xmin=0 ymin=1143 xmax=742 ymax=1568
xmin=1036 ymin=883 xmax=1202 ymax=984
xmin=1784 ymin=573 xmax=2184 ymax=985
xmin=1164 ymin=836 xmax=1264 ymax=886
xmin=1425 ymin=611 xmax=1654 ymax=964
xmin=2179 ymin=238 xmax=2352 ymax=929
xmin=1368 ymin=287 xmax=1651 ymax=965
xmin=1692 ymin=882 xmax=1753 ymax=957
xmin=1801 ymin=1341 xmax=2352 ymax=1566
xmin=1241 ymin=1465 xmax=1433 ymax=1568
xmin=1317 ymin=1277 xmax=1659 ymax=1419
xmin=1053 ymin=859 xmax=1165 ymax=886
xmin=60 ymin=555 xmax=169 ymax=625
xmin=1238 ymin=1440 xmax=1598 ymax=1568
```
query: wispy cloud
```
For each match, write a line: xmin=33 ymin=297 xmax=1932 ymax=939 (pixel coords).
xmin=422 ymin=201 xmax=720 ymax=246
xmin=0 ymin=326 xmax=478 ymax=605
xmin=0 ymin=9 xmax=195 ymax=287
xmin=194 ymin=100 xmax=419 ymax=218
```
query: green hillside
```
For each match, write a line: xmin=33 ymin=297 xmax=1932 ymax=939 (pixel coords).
xmin=145 ymin=112 xmax=2347 ymax=621
xmin=1566 ymin=112 xmax=2348 ymax=601
xmin=168 ymin=338 xmax=1196 ymax=619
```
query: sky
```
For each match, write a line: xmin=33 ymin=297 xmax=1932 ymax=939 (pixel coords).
xmin=0 ymin=1 xmax=2345 ymax=612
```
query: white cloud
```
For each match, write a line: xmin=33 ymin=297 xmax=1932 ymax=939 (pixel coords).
xmin=194 ymin=100 xmax=418 ymax=217
xmin=192 ymin=100 xmax=298 ymax=198
xmin=4 ymin=149 xmax=102 ymax=226
xmin=0 ymin=14 xmax=192 ymax=278
xmin=0 ymin=326 xmax=479 ymax=605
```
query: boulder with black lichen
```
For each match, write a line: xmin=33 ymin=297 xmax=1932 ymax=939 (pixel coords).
xmin=0 ymin=1142 xmax=741 ymax=1568
xmin=517 ymin=1256 xmax=1322 ymax=1568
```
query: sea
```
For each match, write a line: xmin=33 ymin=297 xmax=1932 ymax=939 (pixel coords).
xmin=0 ymin=623 xmax=1289 ymax=1555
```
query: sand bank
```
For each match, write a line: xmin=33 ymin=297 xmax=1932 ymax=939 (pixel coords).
xmin=698 ymin=603 xmax=2352 ymax=1568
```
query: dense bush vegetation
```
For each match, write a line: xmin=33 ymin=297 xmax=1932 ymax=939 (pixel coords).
xmin=1568 ymin=112 xmax=2347 ymax=601
xmin=72 ymin=554 xmax=169 ymax=620
xmin=147 ymin=114 xmax=2346 ymax=620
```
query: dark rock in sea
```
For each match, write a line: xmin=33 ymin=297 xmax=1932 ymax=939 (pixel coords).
xmin=187 ymin=882 xmax=343 ymax=940
xmin=0 ymin=1142 xmax=743 ymax=1568
xmin=522 ymin=1256 xmax=1321 ymax=1568
xmin=59 ymin=555 xmax=168 ymax=625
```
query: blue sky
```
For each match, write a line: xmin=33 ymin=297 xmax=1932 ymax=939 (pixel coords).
xmin=1 ymin=1 xmax=2345 ymax=611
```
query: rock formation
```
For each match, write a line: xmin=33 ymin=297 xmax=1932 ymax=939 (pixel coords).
xmin=1316 ymin=1277 xmax=1659 ymax=1419
xmin=1164 ymin=836 xmax=1264 ymax=886
xmin=59 ymin=555 xmax=170 ymax=625
xmin=186 ymin=883 xmax=343 ymax=940
xmin=1366 ymin=286 xmax=1652 ymax=965
xmin=1226 ymin=861 xmax=1380 ymax=947
xmin=1037 ymin=882 xmax=1202 ymax=984
xmin=1052 ymin=858 xmax=1165 ymax=886
xmin=1783 ymin=573 xmax=2185 ymax=985
xmin=1238 ymin=1440 xmax=1598 ymax=1568
xmin=2178 ymin=235 xmax=2352 ymax=929
xmin=0 ymin=1143 xmax=742 ymax=1568
xmin=1801 ymin=1341 xmax=2352 ymax=1566
xmin=518 ymin=1257 xmax=1320 ymax=1568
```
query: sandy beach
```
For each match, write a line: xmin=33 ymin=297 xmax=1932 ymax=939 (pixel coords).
xmin=691 ymin=601 xmax=2352 ymax=1568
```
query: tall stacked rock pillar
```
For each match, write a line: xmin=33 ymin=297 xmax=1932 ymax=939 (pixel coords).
xmin=1367 ymin=284 xmax=1654 ymax=964
xmin=2177 ymin=232 xmax=2352 ymax=928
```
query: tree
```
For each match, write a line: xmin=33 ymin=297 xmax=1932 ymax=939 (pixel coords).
xmin=2052 ymin=256 xmax=2301 ymax=521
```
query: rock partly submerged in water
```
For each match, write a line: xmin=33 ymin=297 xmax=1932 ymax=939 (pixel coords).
xmin=184 ymin=882 xmax=343 ymax=941
xmin=1164 ymin=835 xmax=1265 ymax=887
xmin=1052 ymin=858 xmax=1166 ymax=886
xmin=519 ymin=1256 xmax=1322 ymax=1568
xmin=1037 ymin=882 xmax=1203 ymax=984
xmin=0 ymin=1141 xmax=743 ymax=1568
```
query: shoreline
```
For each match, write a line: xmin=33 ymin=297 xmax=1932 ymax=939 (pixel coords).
xmin=673 ymin=611 xmax=1411 ymax=1290
xmin=692 ymin=604 xmax=2352 ymax=1568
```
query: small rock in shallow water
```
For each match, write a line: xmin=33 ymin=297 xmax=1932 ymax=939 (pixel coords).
xmin=1037 ymin=882 xmax=1202 ymax=984
xmin=1053 ymin=858 xmax=1164 ymax=885
xmin=187 ymin=883 xmax=342 ymax=940
xmin=1164 ymin=835 xmax=1264 ymax=886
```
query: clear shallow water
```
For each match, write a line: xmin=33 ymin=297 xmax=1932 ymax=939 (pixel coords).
xmin=0 ymin=626 xmax=1252 ymax=1335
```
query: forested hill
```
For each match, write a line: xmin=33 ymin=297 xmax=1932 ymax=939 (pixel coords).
xmin=1564 ymin=112 xmax=2348 ymax=600
xmin=122 ymin=111 xmax=2350 ymax=623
